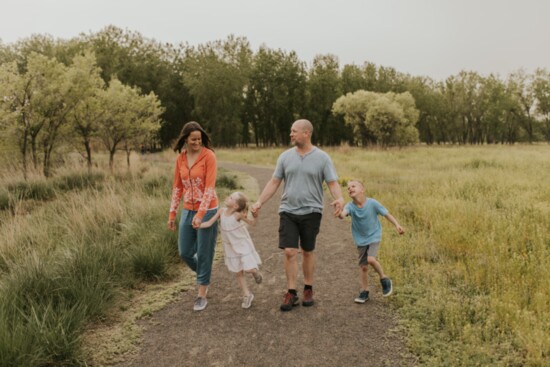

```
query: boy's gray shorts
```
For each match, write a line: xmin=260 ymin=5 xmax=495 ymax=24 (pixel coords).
xmin=357 ymin=242 xmax=380 ymax=266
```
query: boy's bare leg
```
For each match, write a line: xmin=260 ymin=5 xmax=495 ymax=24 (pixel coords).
xmin=360 ymin=264 xmax=369 ymax=290
xmin=368 ymin=256 xmax=386 ymax=279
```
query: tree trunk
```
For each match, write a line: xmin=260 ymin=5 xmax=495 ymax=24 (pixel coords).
xmin=20 ymin=131 xmax=29 ymax=181
xmin=43 ymin=144 xmax=52 ymax=178
xmin=109 ymin=149 xmax=116 ymax=173
xmin=31 ymin=134 xmax=39 ymax=170
xmin=84 ymin=140 xmax=93 ymax=174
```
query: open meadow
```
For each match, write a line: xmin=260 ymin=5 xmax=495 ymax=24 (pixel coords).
xmin=217 ymin=145 xmax=550 ymax=366
xmin=0 ymin=145 xmax=549 ymax=366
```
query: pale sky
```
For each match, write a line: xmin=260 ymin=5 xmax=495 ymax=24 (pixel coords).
xmin=1 ymin=0 xmax=549 ymax=80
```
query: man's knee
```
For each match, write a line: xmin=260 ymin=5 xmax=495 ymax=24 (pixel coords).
xmin=284 ymin=248 xmax=298 ymax=259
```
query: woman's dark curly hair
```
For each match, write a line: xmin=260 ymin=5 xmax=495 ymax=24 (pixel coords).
xmin=173 ymin=121 xmax=213 ymax=153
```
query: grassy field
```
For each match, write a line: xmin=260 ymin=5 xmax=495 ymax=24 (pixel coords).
xmin=217 ymin=145 xmax=550 ymax=367
xmin=0 ymin=151 xmax=241 ymax=366
xmin=0 ymin=145 xmax=548 ymax=366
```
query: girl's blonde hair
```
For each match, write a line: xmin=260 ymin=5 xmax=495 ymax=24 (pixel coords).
xmin=233 ymin=192 xmax=249 ymax=213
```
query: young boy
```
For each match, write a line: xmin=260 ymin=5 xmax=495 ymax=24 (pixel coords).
xmin=338 ymin=180 xmax=405 ymax=303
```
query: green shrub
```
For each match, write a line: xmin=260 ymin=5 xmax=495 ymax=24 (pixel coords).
xmin=131 ymin=242 xmax=171 ymax=281
xmin=7 ymin=181 xmax=56 ymax=201
xmin=0 ymin=298 xmax=87 ymax=366
xmin=0 ymin=189 xmax=9 ymax=211
xmin=216 ymin=174 xmax=240 ymax=190
xmin=54 ymin=172 xmax=105 ymax=191
xmin=142 ymin=175 xmax=170 ymax=196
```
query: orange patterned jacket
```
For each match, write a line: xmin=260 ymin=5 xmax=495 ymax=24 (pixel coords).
xmin=169 ymin=148 xmax=218 ymax=222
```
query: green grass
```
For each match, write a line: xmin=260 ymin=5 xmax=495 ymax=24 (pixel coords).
xmin=3 ymin=146 xmax=548 ymax=366
xmin=218 ymin=145 xmax=550 ymax=367
xmin=0 ymin=156 xmax=178 ymax=366
xmin=0 ymin=151 xmax=259 ymax=366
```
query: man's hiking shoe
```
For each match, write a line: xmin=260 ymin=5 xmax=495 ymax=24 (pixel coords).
xmin=242 ymin=293 xmax=254 ymax=309
xmin=280 ymin=292 xmax=299 ymax=311
xmin=354 ymin=290 xmax=369 ymax=303
xmin=193 ymin=297 xmax=208 ymax=311
xmin=253 ymin=271 xmax=263 ymax=284
xmin=302 ymin=289 xmax=314 ymax=307
xmin=381 ymin=277 xmax=393 ymax=297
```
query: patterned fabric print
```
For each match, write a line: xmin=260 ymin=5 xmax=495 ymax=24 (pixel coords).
xmin=183 ymin=177 xmax=204 ymax=207
xmin=169 ymin=187 xmax=182 ymax=216
xmin=198 ymin=187 xmax=217 ymax=215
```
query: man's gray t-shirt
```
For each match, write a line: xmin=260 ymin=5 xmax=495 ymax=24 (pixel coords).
xmin=273 ymin=147 xmax=338 ymax=215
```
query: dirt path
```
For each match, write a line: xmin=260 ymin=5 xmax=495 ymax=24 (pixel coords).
xmin=122 ymin=162 xmax=416 ymax=367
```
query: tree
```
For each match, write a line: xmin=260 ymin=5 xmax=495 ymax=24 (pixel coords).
xmin=0 ymin=53 xmax=72 ymax=177
xmin=341 ymin=64 xmax=366 ymax=94
xmin=0 ymin=61 xmax=33 ymax=178
xmin=332 ymin=90 xmax=378 ymax=146
xmin=96 ymin=78 xmax=163 ymax=171
xmin=508 ymin=70 xmax=538 ymax=143
xmin=65 ymin=51 xmax=106 ymax=172
xmin=332 ymin=90 xmax=419 ymax=147
xmin=405 ymin=76 xmax=446 ymax=144
xmin=182 ymin=35 xmax=252 ymax=147
xmin=82 ymin=26 xmax=193 ymax=148
xmin=244 ymin=47 xmax=307 ymax=146
xmin=121 ymin=90 xmax=164 ymax=168
xmin=532 ymin=68 xmax=550 ymax=142
xmin=307 ymin=54 xmax=343 ymax=145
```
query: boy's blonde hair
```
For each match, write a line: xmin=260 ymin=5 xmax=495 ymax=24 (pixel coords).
xmin=348 ymin=179 xmax=365 ymax=189
xmin=233 ymin=192 xmax=249 ymax=213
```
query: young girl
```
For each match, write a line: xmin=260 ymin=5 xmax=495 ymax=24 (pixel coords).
xmin=200 ymin=191 xmax=263 ymax=309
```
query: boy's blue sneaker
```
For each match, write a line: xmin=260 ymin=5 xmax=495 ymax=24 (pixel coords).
xmin=381 ymin=277 xmax=393 ymax=297
xmin=354 ymin=290 xmax=369 ymax=303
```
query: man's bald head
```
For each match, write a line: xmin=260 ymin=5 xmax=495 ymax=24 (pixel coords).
xmin=293 ymin=119 xmax=314 ymax=134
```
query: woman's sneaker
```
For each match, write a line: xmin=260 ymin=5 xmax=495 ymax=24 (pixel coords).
xmin=193 ymin=297 xmax=208 ymax=311
xmin=381 ymin=277 xmax=393 ymax=297
xmin=252 ymin=271 xmax=263 ymax=284
xmin=354 ymin=290 xmax=369 ymax=303
xmin=242 ymin=293 xmax=254 ymax=309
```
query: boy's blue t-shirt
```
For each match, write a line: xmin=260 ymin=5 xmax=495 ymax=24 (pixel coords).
xmin=345 ymin=198 xmax=388 ymax=247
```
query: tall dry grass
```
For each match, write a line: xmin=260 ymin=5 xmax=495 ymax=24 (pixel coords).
xmin=0 ymin=150 xmax=247 ymax=365
xmin=0 ymin=153 xmax=179 ymax=365
xmin=218 ymin=145 xmax=550 ymax=367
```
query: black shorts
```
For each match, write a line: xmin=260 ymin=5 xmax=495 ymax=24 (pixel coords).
xmin=278 ymin=212 xmax=322 ymax=252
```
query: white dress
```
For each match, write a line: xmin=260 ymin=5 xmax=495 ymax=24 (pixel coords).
xmin=219 ymin=209 xmax=262 ymax=273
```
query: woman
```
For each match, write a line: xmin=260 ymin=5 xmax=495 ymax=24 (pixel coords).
xmin=168 ymin=121 xmax=218 ymax=311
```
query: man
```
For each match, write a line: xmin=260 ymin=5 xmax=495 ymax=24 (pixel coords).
xmin=251 ymin=119 xmax=344 ymax=311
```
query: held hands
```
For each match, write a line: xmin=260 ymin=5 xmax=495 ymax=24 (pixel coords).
xmin=192 ymin=216 xmax=202 ymax=229
xmin=330 ymin=197 xmax=345 ymax=217
xmin=251 ymin=201 xmax=262 ymax=218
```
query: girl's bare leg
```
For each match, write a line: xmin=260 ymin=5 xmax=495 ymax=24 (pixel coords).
xmin=236 ymin=271 xmax=250 ymax=295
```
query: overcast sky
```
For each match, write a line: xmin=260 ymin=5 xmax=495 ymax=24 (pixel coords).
xmin=1 ymin=0 xmax=549 ymax=80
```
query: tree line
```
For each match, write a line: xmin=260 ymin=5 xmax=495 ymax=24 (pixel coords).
xmin=1 ymin=26 xmax=550 ymax=176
